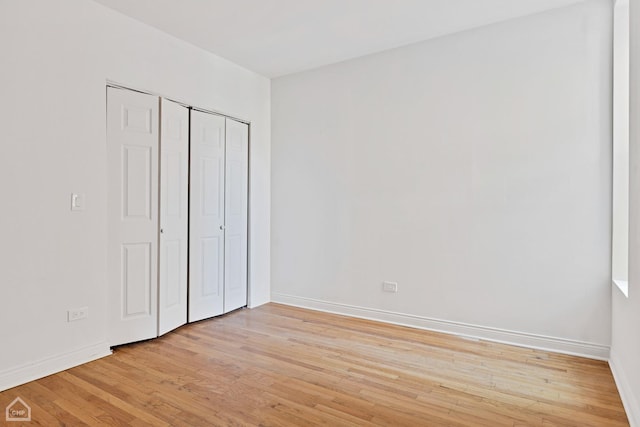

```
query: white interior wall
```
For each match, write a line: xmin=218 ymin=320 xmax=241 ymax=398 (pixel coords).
xmin=271 ymin=0 xmax=613 ymax=358
xmin=610 ymin=0 xmax=640 ymax=424
xmin=0 ymin=0 xmax=270 ymax=391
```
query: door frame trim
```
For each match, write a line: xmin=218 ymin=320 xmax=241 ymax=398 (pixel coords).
xmin=106 ymin=80 xmax=251 ymax=125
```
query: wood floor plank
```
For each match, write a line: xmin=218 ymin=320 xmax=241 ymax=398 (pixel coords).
xmin=0 ymin=303 xmax=629 ymax=426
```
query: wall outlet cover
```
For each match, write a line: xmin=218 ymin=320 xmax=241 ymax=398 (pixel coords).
xmin=382 ymin=281 xmax=398 ymax=293
xmin=68 ymin=307 xmax=88 ymax=322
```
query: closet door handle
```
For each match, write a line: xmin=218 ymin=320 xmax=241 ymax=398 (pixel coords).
xmin=219 ymin=225 xmax=226 ymax=230
xmin=160 ymin=228 xmax=164 ymax=234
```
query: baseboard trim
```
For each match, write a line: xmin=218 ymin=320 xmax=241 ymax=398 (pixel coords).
xmin=271 ymin=293 xmax=610 ymax=360
xmin=0 ymin=342 xmax=112 ymax=392
xmin=610 ymin=350 xmax=640 ymax=427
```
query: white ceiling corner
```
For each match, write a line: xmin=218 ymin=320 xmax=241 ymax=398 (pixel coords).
xmin=92 ymin=0 xmax=586 ymax=78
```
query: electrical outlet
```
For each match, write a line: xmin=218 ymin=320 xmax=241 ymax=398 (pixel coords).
xmin=382 ymin=281 xmax=398 ymax=293
xmin=68 ymin=307 xmax=88 ymax=322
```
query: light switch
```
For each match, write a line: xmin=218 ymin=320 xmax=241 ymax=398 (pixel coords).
xmin=71 ymin=193 xmax=85 ymax=211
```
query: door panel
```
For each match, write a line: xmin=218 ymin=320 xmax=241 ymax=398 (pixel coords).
xmin=201 ymin=237 xmax=222 ymax=296
xmin=223 ymin=118 xmax=249 ymax=313
xmin=189 ymin=110 xmax=226 ymax=321
xmin=158 ymin=98 xmax=189 ymax=336
xmin=163 ymin=240 xmax=182 ymax=306
xmin=122 ymin=243 xmax=152 ymax=317
xmin=107 ymin=87 xmax=159 ymax=346
xmin=122 ymin=146 xmax=152 ymax=218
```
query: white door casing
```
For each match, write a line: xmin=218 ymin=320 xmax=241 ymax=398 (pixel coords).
xmin=223 ymin=118 xmax=249 ymax=313
xmin=189 ymin=110 xmax=226 ymax=321
xmin=107 ymin=87 xmax=159 ymax=346
xmin=158 ymin=98 xmax=189 ymax=336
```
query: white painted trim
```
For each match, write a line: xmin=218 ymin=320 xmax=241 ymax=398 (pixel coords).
xmin=271 ymin=293 xmax=610 ymax=360
xmin=613 ymin=279 xmax=629 ymax=298
xmin=247 ymin=299 xmax=268 ymax=310
xmin=0 ymin=342 xmax=111 ymax=392
xmin=106 ymin=81 xmax=251 ymax=125
xmin=610 ymin=350 xmax=640 ymax=427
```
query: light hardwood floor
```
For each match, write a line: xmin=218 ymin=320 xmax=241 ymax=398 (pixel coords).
xmin=0 ymin=303 xmax=629 ymax=426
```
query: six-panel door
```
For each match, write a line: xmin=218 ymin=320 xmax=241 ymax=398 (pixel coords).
xmin=224 ymin=118 xmax=249 ymax=313
xmin=189 ymin=110 xmax=226 ymax=322
xmin=108 ymin=88 xmax=249 ymax=344
xmin=107 ymin=87 xmax=160 ymax=346
xmin=159 ymin=98 xmax=189 ymax=336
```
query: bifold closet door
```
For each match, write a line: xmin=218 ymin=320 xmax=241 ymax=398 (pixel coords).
xmin=189 ymin=110 xmax=226 ymax=322
xmin=107 ymin=87 xmax=159 ymax=346
xmin=223 ymin=118 xmax=249 ymax=313
xmin=158 ymin=98 xmax=189 ymax=336
xmin=189 ymin=113 xmax=249 ymax=321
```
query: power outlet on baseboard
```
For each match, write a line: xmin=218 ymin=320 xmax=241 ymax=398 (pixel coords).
xmin=68 ymin=307 xmax=88 ymax=322
xmin=382 ymin=281 xmax=398 ymax=293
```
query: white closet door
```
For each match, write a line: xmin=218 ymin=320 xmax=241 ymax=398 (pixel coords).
xmin=158 ymin=98 xmax=189 ymax=336
xmin=189 ymin=110 xmax=226 ymax=322
xmin=107 ymin=87 xmax=159 ymax=346
xmin=223 ymin=118 xmax=249 ymax=313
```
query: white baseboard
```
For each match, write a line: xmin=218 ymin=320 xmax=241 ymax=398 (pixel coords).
xmin=610 ymin=350 xmax=640 ymax=427
xmin=0 ymin=342 xmax=112 ymax=392
xmin=271 ymin=293 xmax=610 ymax=360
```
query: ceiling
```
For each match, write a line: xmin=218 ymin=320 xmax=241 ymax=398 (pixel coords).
xmin=92 ymin=0 xmax=585 ymax=78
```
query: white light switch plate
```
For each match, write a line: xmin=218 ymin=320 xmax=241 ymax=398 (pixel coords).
xmin=71 ymin=193 xmax=85 ymax=211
